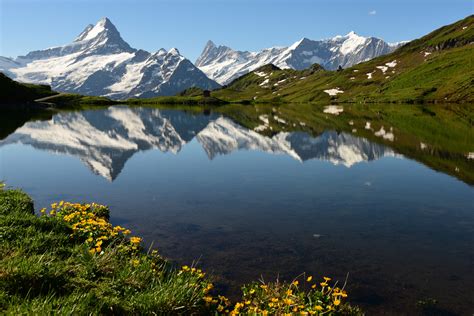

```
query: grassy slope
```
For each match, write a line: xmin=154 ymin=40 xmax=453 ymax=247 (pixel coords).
xmin=35 ymin=93 xmax=120 ymax=108
xmin=0 ymin=73 xmax=56 ymax=103
xmin=0 ymin=190 xmax=219 ymax=314
xmin=213 ymin=15 xmax=474 ymax=104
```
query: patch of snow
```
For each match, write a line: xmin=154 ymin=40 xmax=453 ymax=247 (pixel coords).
xmin=366 ymin=72 xmax=373 ymax=79
xmin=376 ymin=65 xmax=388 ymax=73
xmin=424 ymin=52 xmax=432 ymax=57
xmin=374 ymin=126 xmax=394 ymax=141
xmin=259 ymin=79 xmax=270 ymax=86
xmin=254 ymin=71 xmax=267 ymax=77
xmin=299 ymin=122 xmax=306 ymax=126
xmin=259 ymin=115 xmax=269 ymax=125
xmin=323 ymin=105 xmax=344 ymax=115
xmin=348 ymin=120 xmax=354 ymax=126
xmin=324 ymin=88 xmax=344 ymax=96
xmin=385 ymin=60 xmax=397 ymax=68
xmin=353 ymin=69 xmax=359 ymax=72
xmin=467 ymin=152 xmax=474 ymax=160
xmin=350 ymin=77 xmax=355 ymax=80
xmin=365 ymin=122 xmax=372 ymax=130
xmin=254 ymin=125 xmax=268 ymax=132
xmin=273 ymin=116 xmax=287 ymax=124
xmin=420 ymin=142 xmax=427 ymax=150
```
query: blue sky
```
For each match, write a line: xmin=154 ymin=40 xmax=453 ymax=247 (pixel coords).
xmin=1 ymin=0 xmax=472 ymax=61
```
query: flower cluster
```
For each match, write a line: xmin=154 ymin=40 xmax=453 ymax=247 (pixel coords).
xmin=229 ymin=275 xmax=348 ymax=315
xmin=179 ymin=265 xmax=232 ymax=313
xmin=40 ymin=201 xmax=141 ymax=255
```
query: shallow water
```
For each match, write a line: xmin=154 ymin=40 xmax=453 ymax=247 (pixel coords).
xmin=1 ymin=106 xmax=473 ymax=314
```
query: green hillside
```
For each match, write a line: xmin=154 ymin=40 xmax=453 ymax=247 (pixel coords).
xmin=212 ymin=15 xmax=474 ymax=104
xmin=0 ymin=73 xmax=56 ymax=103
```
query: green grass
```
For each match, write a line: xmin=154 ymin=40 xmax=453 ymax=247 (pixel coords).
xmin=0 ymin=73 xmax=56 ymax=104
xmin=35 ymin=93 xmax=120 ymax=108
xmin=0 ymin=190 xmax=215 ymax=315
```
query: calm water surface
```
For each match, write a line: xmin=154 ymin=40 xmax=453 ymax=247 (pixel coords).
xmin=0 ymin=106 xmax=473 ymax=315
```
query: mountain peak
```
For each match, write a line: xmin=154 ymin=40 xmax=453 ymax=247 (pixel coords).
xmin=288 ymin=37 xmax=311 ymax=50
xmin=205 ymin=40 xmax=216 ymax=49
xmin=346 ymin=31 xmax=357 ymax=37
xmin=97 ymin=17 xmax=113 ymax=26
xmin=331 ymin=31 xmax=364 ymax=41
xmin=74 ymin=17 xmax=120 ymax=43
xmin=168 ymin=47 xmax=180 ymax=55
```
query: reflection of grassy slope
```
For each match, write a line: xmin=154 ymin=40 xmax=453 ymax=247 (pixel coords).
xmin=0 ymin=110 xmax=53 ymax=140
xmin=0 ymin=73 xmax=56 ymax=103
xmin=127 ymin=95 xmax=227 ymax=105
xmin=213 ymin=15 xmax=474 ymax=104
xmin=215 ymin=103 xmax=474 ymax=185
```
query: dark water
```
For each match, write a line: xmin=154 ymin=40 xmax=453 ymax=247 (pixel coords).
xmin=1 ymin=106 xmax=473 ymax=315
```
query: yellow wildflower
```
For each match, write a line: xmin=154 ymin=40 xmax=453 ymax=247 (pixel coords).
xmin=130 ymin=236 xmax=142 ymax=244
xmin=234 ymin=302 xmax=244 ymax=309
xmin=306 ymin=276 xmax=313 ymax=282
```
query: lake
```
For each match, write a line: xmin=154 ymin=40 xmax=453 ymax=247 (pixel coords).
xmin=0 ymin=105 xmax=473 ymax=315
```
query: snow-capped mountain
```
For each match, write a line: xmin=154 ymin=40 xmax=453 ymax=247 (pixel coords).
xmin=0 ymin=107 xmax=395 ymax=181
xmin=196 ymin=33 xmax=405 ymax=85
xmin=0 ymin=18 xmax=220 ymax=99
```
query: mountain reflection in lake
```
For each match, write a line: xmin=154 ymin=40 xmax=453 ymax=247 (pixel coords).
xmin=1 ymin=107 xmax=396 ymax=180
xmin=0 ymin=106 xmax=473 ymax=314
